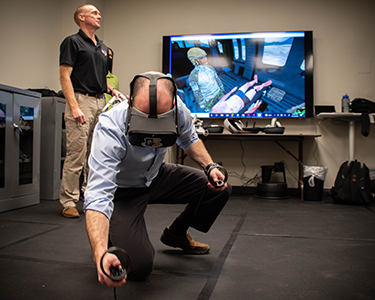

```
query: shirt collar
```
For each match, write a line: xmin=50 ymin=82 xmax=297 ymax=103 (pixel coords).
xmin=78 ymin=29 xmax=100 ymax=45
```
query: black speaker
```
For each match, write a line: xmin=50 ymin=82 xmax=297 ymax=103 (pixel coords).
xmin=255 ymin=162 xmax=289 ymax=200
xmin=255 ymin=182 xmax=289 ymax=200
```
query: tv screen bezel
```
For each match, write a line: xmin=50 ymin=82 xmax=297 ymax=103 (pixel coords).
xmin=162 ymin=30 xmax=314 ymax=119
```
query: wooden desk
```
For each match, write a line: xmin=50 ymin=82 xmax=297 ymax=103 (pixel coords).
xmin=176 ymin=133 xmax=321 ymax=201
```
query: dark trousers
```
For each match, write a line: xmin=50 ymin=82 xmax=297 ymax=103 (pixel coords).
xmin=109 ymin=163 xmax=232 ymax=280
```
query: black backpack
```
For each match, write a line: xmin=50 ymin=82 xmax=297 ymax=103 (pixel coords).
xmin=330 ymin=160 xmax=373 ymax=205
xmin=349 ymin=98 xmax=375 ymax=137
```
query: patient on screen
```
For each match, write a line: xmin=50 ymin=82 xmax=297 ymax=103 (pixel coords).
xmin=211 ymin=75 xmax=272 ymax=114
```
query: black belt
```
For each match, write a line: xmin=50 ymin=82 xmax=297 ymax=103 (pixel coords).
xmin=76 ymin=91 xmax=103 ymax=98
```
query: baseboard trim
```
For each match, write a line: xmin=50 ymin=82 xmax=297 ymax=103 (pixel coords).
xmin=232 ymin=186 xmax=332 ymax=201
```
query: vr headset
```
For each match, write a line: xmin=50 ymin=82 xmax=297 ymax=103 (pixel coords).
xmin=125 ymin=72 xmax=180 ymax=148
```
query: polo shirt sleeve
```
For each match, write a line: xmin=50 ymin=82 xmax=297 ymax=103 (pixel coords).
xmin=59 ymin=36 xmax=77 ymax=67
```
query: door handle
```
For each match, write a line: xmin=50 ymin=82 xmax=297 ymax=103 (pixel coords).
xmin=13 ymin=123 xmax=23 ymax=133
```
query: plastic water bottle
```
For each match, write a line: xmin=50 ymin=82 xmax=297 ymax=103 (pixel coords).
xmin=341 ymin=94 xmax=350 ymax=112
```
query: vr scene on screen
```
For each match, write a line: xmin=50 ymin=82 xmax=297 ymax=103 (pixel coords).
xmin=163 ymin=31 xmax=313 ymax=119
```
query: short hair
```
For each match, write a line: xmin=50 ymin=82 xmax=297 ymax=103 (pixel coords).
xmin=132 ymin=76 xmax=175 ymax=99
xmin=132 ymin=77 xmax=149 ymax=99
xmin=132 ymin=76 xmax=175 ymax=113
xmin=74 ymin=5 xmax=89 ymax=26
xmin=158 ymin=78 xmax=175 ymax=99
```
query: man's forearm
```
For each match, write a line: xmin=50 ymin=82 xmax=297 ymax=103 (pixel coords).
xmin=60 ymin=76 xmax=79 ymax=110
xmin=60 ymin=65 xmax=87 ymax=123
xmin=185 ymin=139 xmax=228 ymax=190
xmin=184 ymin=140 xmax=213 ymax=169
xmin=59 ymin=65 xmax=79 ymax=110
xmin=107 ymin=81 xmax=122 ymax=99
xmin=85 ymin=210 xmax=110 ymax=264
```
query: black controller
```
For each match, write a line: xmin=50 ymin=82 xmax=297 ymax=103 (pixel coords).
xmin=204 ymin=163 xmax=228 ymax=188
xmin=100 ymin=247 xmax=130 ymax=281
xmin=109 ymin=266 xmax=126 ymax=281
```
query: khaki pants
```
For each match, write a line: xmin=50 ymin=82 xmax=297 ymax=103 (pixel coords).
xmin=59 ymin=93 xmax=105 ymax=209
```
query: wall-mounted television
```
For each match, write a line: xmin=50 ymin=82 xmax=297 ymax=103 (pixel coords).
xmin=162 ymin=31 xmax=313 ymax=119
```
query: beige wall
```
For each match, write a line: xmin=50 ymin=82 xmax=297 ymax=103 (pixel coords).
xmin=0 ymin=0 xmax=374 ymax=188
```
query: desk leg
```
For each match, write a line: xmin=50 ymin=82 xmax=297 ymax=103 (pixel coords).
xmin=299 ymin=139 xmax=304 ymax=202
xmin=275 ymin=140 xmax=304 ymax=201
xmin=348 ymin=121 xmax=355 ymax=162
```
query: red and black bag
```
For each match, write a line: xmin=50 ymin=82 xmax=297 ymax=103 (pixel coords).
xmin=330 ymin=160 xmax=373 ymax=205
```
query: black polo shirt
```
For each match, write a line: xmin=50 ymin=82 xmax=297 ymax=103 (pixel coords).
xmin=60 ymin=29 xmax=108 ymax=94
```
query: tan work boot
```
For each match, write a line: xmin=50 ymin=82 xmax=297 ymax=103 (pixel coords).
xmin=160 ymin=227 xmax=210 ymax=254
xmin=62 ymin=207 xmax=80 ymax=218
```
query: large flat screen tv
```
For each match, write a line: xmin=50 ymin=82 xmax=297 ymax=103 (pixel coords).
xmin=162 ymin=31 xmax=313 ymax=119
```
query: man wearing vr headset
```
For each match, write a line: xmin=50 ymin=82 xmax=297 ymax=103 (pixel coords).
xmin=84 ymin=71 xmax=232 ymax=286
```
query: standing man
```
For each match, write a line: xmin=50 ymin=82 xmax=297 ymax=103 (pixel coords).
xmin=84 ymin=72 xmax=232 ymax=285
xmin=59 ymin=4 xmax=123 ymax=218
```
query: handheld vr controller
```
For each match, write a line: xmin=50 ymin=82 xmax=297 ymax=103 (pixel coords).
xmin=100 ymin=246 xmax=131 ymax=281
xmin=204 ymin=163 xmax=228 ymax=188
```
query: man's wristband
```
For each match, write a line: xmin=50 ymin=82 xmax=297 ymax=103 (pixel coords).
xmin=204 ymin=163 xmax=228 ymax=188
xmin=109 ymin=88 xmax=115 ymax=95
xmin=204 ymin=163 xmax=220 ymax=176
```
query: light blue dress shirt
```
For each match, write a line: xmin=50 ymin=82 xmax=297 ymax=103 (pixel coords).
xmin=83 ymin=97 xmax=199 ymax=219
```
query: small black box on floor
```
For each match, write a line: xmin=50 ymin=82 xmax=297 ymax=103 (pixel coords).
xmin=255 ymin=182 xmax=289 ymax=200
xmin=256 ymin=162 xmax=289 ymax=199
xmin=303 ymin=176 xmax=324 ymax=201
